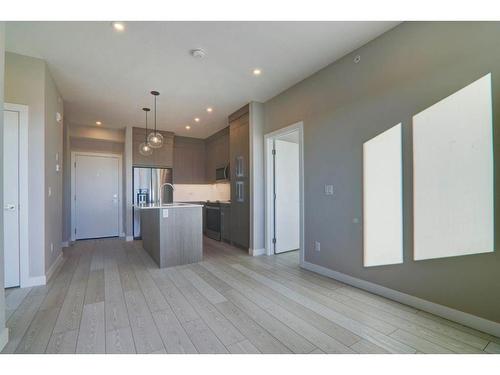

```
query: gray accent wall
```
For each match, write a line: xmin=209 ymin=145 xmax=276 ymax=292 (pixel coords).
xmin=4 ymin=52 xmax=64 ymax=278
xmin=44 ymin=64 xmax=64 ymax=273
xmin=263 ymin=22 xmax=500 ymax=323
xmin=249 ymin=102 xmax=265 ymax=253
xmin=5 ymin=52 xmax=47 ymax=279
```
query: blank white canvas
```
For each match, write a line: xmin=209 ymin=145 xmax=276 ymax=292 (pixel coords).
xmin=413 ymin=73 xmax=494 ymax=261
xmin=363 ymin=123 xmax=403 ymax=267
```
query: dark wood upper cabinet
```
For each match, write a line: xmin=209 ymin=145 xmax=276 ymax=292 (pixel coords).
xmin=204 ymin=127 xmax=229 ymax=184
xmin=173 ymin=136 xmax=206 ymax=184
xmin=132 ymin=127 xmax=174 ymax=168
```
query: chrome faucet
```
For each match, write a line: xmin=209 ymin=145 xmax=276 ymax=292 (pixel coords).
xmin=160 ymin=183 xmax=175 ymax=205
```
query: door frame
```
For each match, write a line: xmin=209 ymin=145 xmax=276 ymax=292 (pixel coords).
xmin=264 ymin=121 xmax=304 ymax=264
xmin=4 ymin=103 xmax=30 ymax=288
xmin=71 ymin=151 xmax=123 ymax=241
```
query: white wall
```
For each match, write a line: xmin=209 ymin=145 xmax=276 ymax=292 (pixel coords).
xmin=173 ymin=183 xmax=230 ymax=202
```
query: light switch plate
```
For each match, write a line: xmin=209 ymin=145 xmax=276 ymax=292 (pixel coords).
xmin=162 ymin=209 xmax=169 ymax=218
xmin=325 ymin=185 xmax=334 ymax=195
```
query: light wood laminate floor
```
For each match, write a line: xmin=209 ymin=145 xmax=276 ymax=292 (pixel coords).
xmin=2 ymin=238 xmax=499 ymax=354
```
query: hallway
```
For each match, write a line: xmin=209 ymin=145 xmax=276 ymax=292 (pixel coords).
xmin=2 ymin=238 xmax=499 ymax=354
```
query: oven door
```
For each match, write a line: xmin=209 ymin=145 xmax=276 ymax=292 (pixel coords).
xmin=205 ymin=206 xmax=221 ymax=241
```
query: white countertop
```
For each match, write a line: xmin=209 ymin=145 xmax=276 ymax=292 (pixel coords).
xmin=135 ymin=203 xmax=203 ymax=209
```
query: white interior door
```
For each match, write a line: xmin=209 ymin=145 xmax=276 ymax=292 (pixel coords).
xmin=274 ymin=138 xmax=300 ymax=253
xmin=74 ymin=154 xmax=120 ymax=239
xmin=4 ymin=110 xmax=20 ymax=288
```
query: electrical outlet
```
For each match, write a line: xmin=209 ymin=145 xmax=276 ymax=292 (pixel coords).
xmin=314 ymin=241 xmax=321 ymax=252
xmin=162 ymin=209 xmax=169 ymax=218
xmin=325 ymin=185 xmax=334 ymax=196
xmin=48 ymin=187 xmax=52 ymax=197
xmin=50 ymin=243 xmax=54 ymax=253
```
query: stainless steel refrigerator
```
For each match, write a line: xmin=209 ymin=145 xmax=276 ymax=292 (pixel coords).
xmin=133 ymin=167 xmax=173 ymax=238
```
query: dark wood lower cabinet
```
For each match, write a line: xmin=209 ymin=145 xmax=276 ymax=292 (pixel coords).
xmin=221 ymin=204 xmax=231 ymax=242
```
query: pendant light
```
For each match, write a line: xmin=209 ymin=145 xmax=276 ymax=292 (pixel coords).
xmin=147 ymin=90 xmax=164 ymax=148
xmin=139 ymin=107 xmax=153 ymax=156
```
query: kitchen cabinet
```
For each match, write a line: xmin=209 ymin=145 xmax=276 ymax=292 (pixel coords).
xmin=229 ymin=104 xmax=250 ymax=249
xmin=133 ymin=127 xmax=174 ymax=168
xmin=221 ymin=203 xmax=231 ymax=242
xmin=173 ymin=136 xmax=206 ymax=184
xmin=205 ymin=127 xmax=229 ymax=183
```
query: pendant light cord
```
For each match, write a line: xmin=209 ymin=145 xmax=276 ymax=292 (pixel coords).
xmin=154 ymin=94 xmax=157 ymax=133
xmin=143 ymin=108 xmax=149 ymax=143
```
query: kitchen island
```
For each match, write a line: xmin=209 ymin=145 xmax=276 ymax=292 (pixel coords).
xmin=139 ymin=203 xmax=203 ymax=268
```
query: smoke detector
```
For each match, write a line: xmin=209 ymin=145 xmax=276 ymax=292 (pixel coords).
xmin=190 ymin=48 xmax=206 ymax=58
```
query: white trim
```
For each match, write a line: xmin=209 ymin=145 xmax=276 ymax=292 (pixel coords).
xmin=302 ymin=260 xmax=500 ymax=337
xmin=4 ymin=103 xmax=30 ymax=288
xmin=249 ymin=248 xmax=266 ymax=256
xmin=125 ymin=236 xmax=134 ymax=242
xmin=61 ymin=241 xmax=69 ymax=248
xmin=46 ymin=252 xmax=64 ymax=282
xmin=264 ymin=121 xmax=305 ymax=265
xmin=0 ymin=327 xmax=8 ymax=352
xmin=71 ymin=151 xmax=123 ymax=241
xmin=22 ymin=275 xmax=46 ymax=288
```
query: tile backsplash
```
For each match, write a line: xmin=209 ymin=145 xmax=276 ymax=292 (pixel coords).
xmin=173 ymin=182 xmax=230 ymax=202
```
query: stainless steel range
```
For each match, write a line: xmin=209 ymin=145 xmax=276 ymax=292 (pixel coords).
xmin=205 ymin=201 xmax=222 ymax=241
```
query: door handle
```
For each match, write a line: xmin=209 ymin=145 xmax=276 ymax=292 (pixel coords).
xmin=4 ymin=204 xmax=16 ymax=211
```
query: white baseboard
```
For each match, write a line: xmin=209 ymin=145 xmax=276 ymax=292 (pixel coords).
xmin=21 ymin=275 xmax=46 ymax=288
xmin=301 ymin=260 xmax=500 ymax=338
xmin=125 ymin=236 xmax=134 ymax=242
xmin=0 ymin=327 xmax=8 ymax=352
xmin=249 ymin=248 xmax=266 ymax=256
xmin=46 ymin=252 xmax=65 ymax=282
xmin=61 ymin=241 xmax=69 ymax=248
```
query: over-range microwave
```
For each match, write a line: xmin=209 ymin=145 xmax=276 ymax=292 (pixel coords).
xmin=216 ymin=164 xmax=230 ymax=181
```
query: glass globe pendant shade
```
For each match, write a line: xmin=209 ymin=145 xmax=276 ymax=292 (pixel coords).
xmin=139 ymin=142 xmax=153 ymax=156
xmin=147 ymin=131 xmax=164 ymax=149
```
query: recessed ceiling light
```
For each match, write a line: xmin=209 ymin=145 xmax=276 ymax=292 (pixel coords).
xmin=206 ymin=107 xmax=213 ymax=113
xmin=185 ymin=125 xmax=191 ymax=130
xmin=253 ymin=68 xmax=262 ymax=76
xmin=95 ymin=121 xmax=102 ymax=125
xmin=194 ymin=117 xmax=200 ymax=122
xmin=111 ymin=22 xmax=125 ymax=32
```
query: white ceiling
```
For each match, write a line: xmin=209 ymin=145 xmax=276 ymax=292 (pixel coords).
xmin=6 ymin=21 xmax=398 ymax=138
